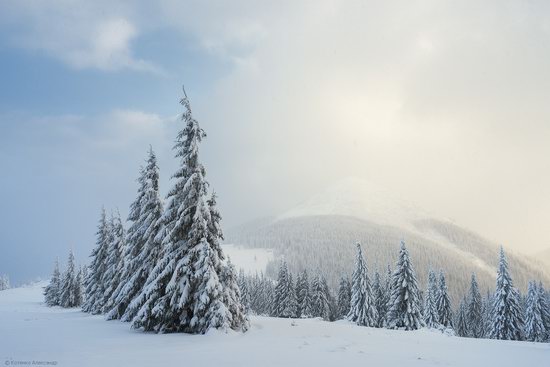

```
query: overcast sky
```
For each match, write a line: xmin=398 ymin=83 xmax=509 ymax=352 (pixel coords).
xmin=1 ymin=0 xmax=549 ymax=283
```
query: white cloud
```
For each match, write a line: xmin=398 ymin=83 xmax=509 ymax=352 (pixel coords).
xmin=0 ymin=2 xmax=161 ymax=73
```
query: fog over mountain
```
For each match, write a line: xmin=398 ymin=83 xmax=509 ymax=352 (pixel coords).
xmin=226 ymin=178 xmax=550 ymax=302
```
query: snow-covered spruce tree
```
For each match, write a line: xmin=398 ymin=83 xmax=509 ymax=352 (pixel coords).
xmin=311 ymin=274 xmax=331 ymax=320
xmin=538 ymin=282 xmax=550 ymax=341
xmin=337 ymin=276 xmax=351 ymax=320
xmin=386 ymin=241 xmax=424 ymax=330
xmin=524 ymin=281 xmax=545 ymax=342
xmin=44 ymin=258 xmax=61 ymax=306
xmin=59 ymin=249 xmax=81 ymax=308
xmin=347 ymin=243 xmax=377 ymax=326
xmin=455 ymin=298 xmax=469 ymax=337
xmin=219 ymin=259 xmax=249 ymax=331
xmin=79 ymin=265 xmax=88 ymax=304
xmin=372 ymin=271 xmax=387 ymax=327
xmin=488 ymin=247 xmax=524 ymax=340
xmin=82 ymin=208 xmax=110 ymax=314
xmin=436 ymin=271 xmax=453 ymax=328
xmin=101 ymin=211 xmax=126 ymax=313
xmin=423 ymin=270 xmax=439 ymax=328
xmin=0 ymin=274 xmax=10 ymax=290
xmin=273 ymin=260 xmax=298 ymax=318
xmin=106 ymin=147 xmax=164 ymax=321
xmin=238 ymin=269 xmax=251 ymax=314
xmin=466 ymin=273 xmax=483 ymax=338
xmin=481 ymin=290 xmax=494 ymax=338
xmin=132 ymin=90 xmax=247 ymax=333
xmin=296 ymin=269 xmax=312 ymax=318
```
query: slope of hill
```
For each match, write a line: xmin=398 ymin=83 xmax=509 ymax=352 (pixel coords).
xmin=226 ymin=178 xmax=549 ymax=301
xmin=1 ymin=283 xmax=548 ymax=367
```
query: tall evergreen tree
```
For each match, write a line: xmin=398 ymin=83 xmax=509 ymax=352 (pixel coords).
xmin=44 ymin=258 xmax=61 ymax=306
xmin=386 ymin=241 xmax=424 ymax=330
xmin=101 ymin=211 xmax=125 ymax=312
xmin=311 ymin=274 xmax=331 ymax=320
xmin=524 ymin=281 xmax=545 ymax=342
xmin=0 ymin=274 xmax=9 ymax=291
xmin=238 ymin=269 xmax=251 ymax=314
xmin=538 ymin=282 xmax=550 ymax=341
xmin=296 ymin=270 xmax=312 ymax=318
xmin=131 ymin=88 xmax=246 ymax=334
xmin=60 ymin=249 xmax=81 ymax=308
xmin=83 ymin=208 xmax=110 ymax=314
xmin=455 ymin=298 xmax=469 ymax=337
xmin=372 ymin=271 xmax=386 ymax=327
xmin=337 ymin=276 xmax=351 ymax=320
xmin=423 ymin=270 xmax=439 ymax=328
xmin=489 ymin=247 xmax=523 ymax=340
xmin=466 ymin=273 xmax=483 ymax=338
xmin=219 ymin=259 xmax=249 ymax=331
xmin=273 ymin=261 xmax=297 ymax=318
xmin=107 ymin=147 xmax=164 ymax=321
xmin=436 ymin=271 xmax=453 ymax=328
xmin=347 ymin=243 xmax=377 ymax=327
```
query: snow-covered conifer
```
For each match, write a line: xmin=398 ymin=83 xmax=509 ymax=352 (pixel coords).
xmin=488 ymin=247 xmax=523 ymax=340
xmin=44 ymin=259 xmax=61 ymax=306
xmin=386 ymin=241 xmax=424 ymax=330
xmin=82 ymin=208 xmax=110 ymax=314
xmin=423 ymin=270 xmax=439 ymax=328
xmin=311 ymin=274 xmax=331 ymax=320
xmin=524 ymin=281 xmax=545 ymax=342
xmin=466 ymin=273 xmax=483 ymax=338
xmin=238 ymin=269 xmax=251 ymax=314
xmin=337 ymin=276 xmax=351 ymax=320
xmin=372 ymin=271 xmax=386 ymax=327
xmin=131 ymin=90 xmax=246 ymax=334
xmin=101 ymin=211 xmax=125 ymax=312
xmin=274 ymin=261 xmax=297 ymax=318
xmin=0 ymin=274 xmax=9 ymax=290
xmin=59 ymin=249 xmax=81 ymax=308
xmin=538 ymin=282 xmax=550 ymax=341
xmin=455 ymin=298 xmax=469 ymax=337
xmin=347 ymin=243 xmax=377 ymax=326
xmin=106 ymin=148 xmax=164 ymax=321
xmin=296 ymin=269 xmax=312 ymax=318
xmin=436 ymin=270 xmax=453 ymax=328
xmin=219 ymin=259 xmax=249 ymax=332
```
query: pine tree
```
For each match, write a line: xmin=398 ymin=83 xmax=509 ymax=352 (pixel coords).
xmin=107 ymin=147 xmax=164 ymax=321
xmin=455 ymin=298 xmax=469 ymax=337
xmin=423 ymin=270 xmax=439 ymax=328
xmin=296 ymin=270 xmax=312 ymax=318
xmin=347 ymin=243 xmax=377 ymax=326
xmin=131 ymin=89 xmax=247 ymax=334
xmin=44 ymin=258 xmax=61 ymax=306
xmin=489 ymin=247 xmax=523 ymax=340
xmin=219 ymin=259 xmax=249 ymax=331
xmin=436 ymin=270 xmax=453 ymax=328
xmin=0 ymin=274 xmax=10 ymax=290
xmin=466 ymin=273 xmax=483 ymax=338
xmin=538 ymin=282 xmax=550 ymax=341
xmin=101 ymin=211 xmax=126 ymax=313
xmin=273 ymin=261 xmax=297 ymax=318
xmin=311 ymin=274 xmax=331 ymax=320
xmin=337 ymin=276 xmax=351 ymax=320
xmin=386 ymin=241 xmax=424 ymax=330
xmin=372 ymin=271 xmax=386 ymax=327
xmin=238 ymin=269 xmax=251 ymax=314
xmin=524 ymin=281 xmax=545 ymax=342
xmin=83 ymin=208 xmax=110 ymax=314
xmin=481 ymin=290 xmax=493 ymax=338
xmin=59 ymin=249 xmax=81 ymax=308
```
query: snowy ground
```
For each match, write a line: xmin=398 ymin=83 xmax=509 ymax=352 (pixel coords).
xmin=1 ymin=283 xmax=549 ymax=367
